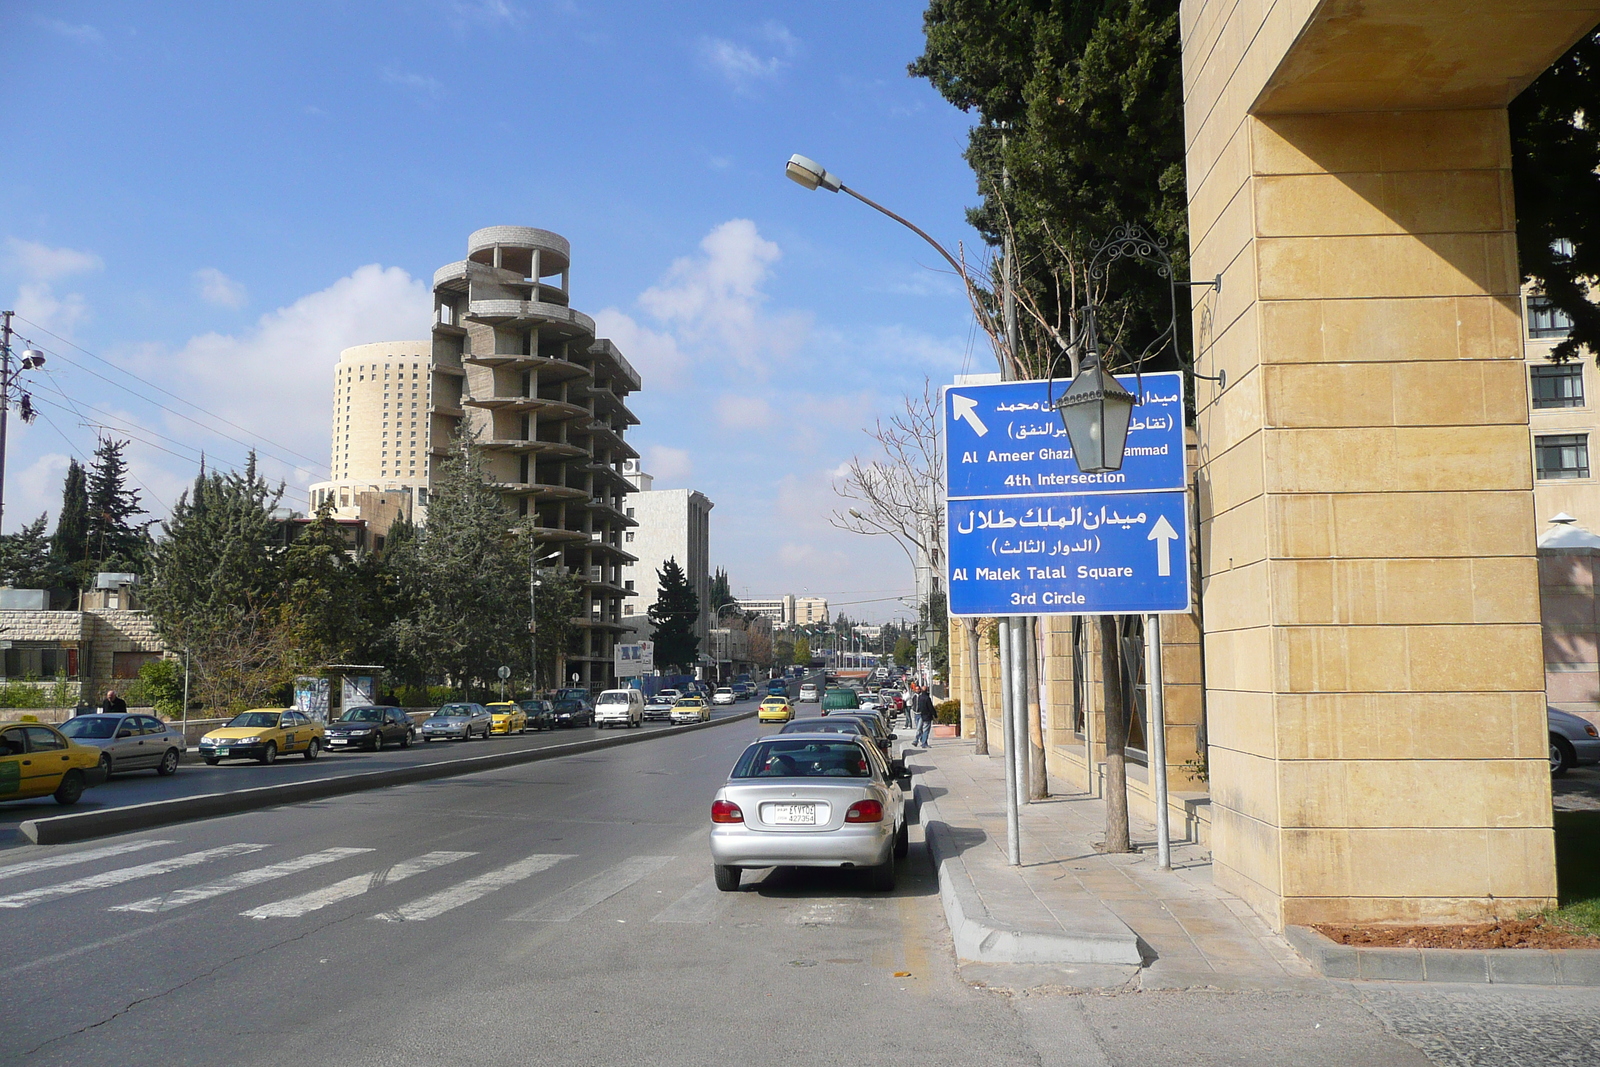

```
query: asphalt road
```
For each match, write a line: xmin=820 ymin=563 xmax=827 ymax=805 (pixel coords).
xmin=7 ymin=692 xmax=1598 ymax=1066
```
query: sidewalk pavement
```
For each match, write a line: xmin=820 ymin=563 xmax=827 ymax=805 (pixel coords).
xmin=908 ymin=736 xmax=1324 ymax=992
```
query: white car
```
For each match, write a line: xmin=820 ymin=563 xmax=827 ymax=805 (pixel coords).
xmin=644 ymin=693 xmax=677 ymax=722
xmin=712 ymin=687 xmax=737 ymax=706
xmin=798 ymin=683 xmax=820 ymax=703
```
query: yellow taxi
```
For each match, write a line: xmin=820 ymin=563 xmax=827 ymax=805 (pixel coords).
xmin=758 ymin=696 xmax=794 ymax=723
xmin=486 ymin=702 xmax=527 ymax=735
xmin=199 ymin=708 xmax=325 ymax=765
xmin=0 ymin=717 xmax=107 ymax=805
xmin=669 ymin=696 xmax=711 ymax=725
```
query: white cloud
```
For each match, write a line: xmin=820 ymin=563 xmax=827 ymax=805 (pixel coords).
xmin=14 ymin=283 xmax=92 ymax=337
xmin=593 ymin=307 xmax=686 ymax=389
xmin=698 ymin=23 xmax=799 ymax=93
xmin=194 ymin=267 xmax=248 ymax=308
xmin=381 ymin=66 xmax=444 ymax=100
xmin=645 ymin=445 xmax=692 ymax=483
xmin=715 ymin=394 xmax=772 ymax=431
xmin=6 ymin=238 xmax=103 ymax=282
xmin=451 ymin=0 xmax=522 ymax=22
xmin=6 ymin=450 xmax=73 ymax=532
xmin=34 ymin=17 xmax=102 ymax=44
xmin=636 ymin=218 xmax=808 ymax=374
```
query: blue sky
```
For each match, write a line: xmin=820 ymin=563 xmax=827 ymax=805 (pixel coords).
xmin=0 ymin=1 xmax=995 ymax=621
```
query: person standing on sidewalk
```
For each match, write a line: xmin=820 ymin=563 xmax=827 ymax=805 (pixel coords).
xmin=914 ymin=688 xmax=936 ymax=747
xmin=101 ymin=690 xmax=128 ymax=716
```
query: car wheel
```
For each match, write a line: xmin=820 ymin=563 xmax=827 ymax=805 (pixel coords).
xmin=371 ymin=733 xmax=384 ymax=752
xmin=713 ymin=865 xmax=741 ymax=892
xmin=53 ymin=769 xmax=86 ymax=806
xmin=262 ymin=741 xmax=278 ymax=765
xmin=1551 ymin=735 xmax=1575 ymax=777
xmin=204 ymin=757 xmax=220 ymax=765
xmin=894 ymin=820 xmax=909 ymax=860
xmin=304 ymin=738 xmax=320 ymax=761
xmin=157 ymin=748 xmax=180 ymax=776
xmin=400 ymin=730 xmax=413 ymax=749
xmin=868 ymin=857 xmax=896 ymax=892
xmin=99 ymin=752 xmax=113 ymax=778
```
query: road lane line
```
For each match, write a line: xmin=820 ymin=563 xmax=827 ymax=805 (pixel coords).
xmin=0 ymin=840 xmax=176 ymax=883
xmin=0 ymin=914 xmax=192 ymax=980
xmin=245 ymin=851 xmax=478 ymax=919
xmin=375 ymin=854 xmax=572 ymax=922
xmin=650 ymin=876 xmax=725 ymax=924
xmin=507 ymin=855 xmax=674 ymax=922
xmin=109 ymin=847 xmax=375 ymax=913
xmin=0 ymin=844 xmax=269 ymax=909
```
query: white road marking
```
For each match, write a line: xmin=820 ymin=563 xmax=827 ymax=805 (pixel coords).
xmin=507 ymin=855 xmax=674 ymax=922
xmin=375 ymin=854 xmax=572 ymax=922
xmin=0 ymin=840 xmax=176 ymax=883
xmin=651 ymin=876 xmax=726 ymax=924
xmin=0 ymin=844 xmax=269 ymax=909
xmin=109 ymin=847 xmax=374 ymax=913
xmin=245 ymin=851 xmax=477 ymax=919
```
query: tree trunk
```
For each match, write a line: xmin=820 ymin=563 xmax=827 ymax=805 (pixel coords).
xmin=1099 ymin=614 xmax=1131 ymax=852
xmin=965 ymin=618 xmax=988 ymax=755
xmin=1027 ymin=617 xmax=1048 ymax=799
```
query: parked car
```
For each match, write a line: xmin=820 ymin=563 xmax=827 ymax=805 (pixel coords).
xmin=758 ymin=696 xmax=794 ymax=723
xmin=1549 ymin=706 xmax=1600 ymax=776
xmin=325 ymin=706 xmax=415 ymax=751
xmin=595 ymin=688 xmax=645 ymax=729
xmin=485 ymin=702 xmax=528 ymax=736
xmin=1 ymin=719 xmax=108 ymax=804
xmin=200 ymin=709 xmax=325 ymax=764
xmin=671 ymin=696 xmax=711 ymax=724
xmin=829 ymin=714 xmax=907 ymax=776
xmin=553 ymin=695 xmax=595 ymax=728
xmin=519 ymin=698 xmax=557 ymax=731
xmin=712 ymin=687 xmax=737 ymax=706
xmin=709 ymin=734 xmax=906 ymax=892
xmin=421 ymin=703 xmax=493 ymax=741
xmin=59 ymin=712 xmax=185 ymax=776
xmin=644 ymin=692 xmax=677 ymax=722
xmin=821 ymin=687 xmax=861 ymax=715
xmin=779 ymin=717 xmax=872 ymax=741
xmin=798 ymin=683 xmax=820 ymax=703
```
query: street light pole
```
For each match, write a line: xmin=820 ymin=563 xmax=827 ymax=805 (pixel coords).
xmin=530 ymin=544 xmax=562 ymax=695
xmin=0 ymin=312 xmax=46 ymax=535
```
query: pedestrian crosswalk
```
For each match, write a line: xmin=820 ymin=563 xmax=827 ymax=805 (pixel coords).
xmin=0 ymin=840 xmax=736 ymax=930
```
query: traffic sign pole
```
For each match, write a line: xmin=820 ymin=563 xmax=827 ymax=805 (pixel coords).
xmin=1146 ymin=614 xmax=1171 ymax=870
xmin=1010 ymin=616 xmax=1030 ymax=812
xmin=998 ymin=619 xmax=1020 ymax=867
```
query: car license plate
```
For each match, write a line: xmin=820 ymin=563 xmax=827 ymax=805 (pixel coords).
xmin=215 ymin=747 xmax=229 ymax=756
xmin=329 ymin=739 xmax=347 ymax=746
xmin=770 ymin=803 xmax=816 ymax=825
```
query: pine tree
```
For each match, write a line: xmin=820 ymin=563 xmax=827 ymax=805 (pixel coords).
xmin=280 ymin=501 xmax=375 ymax=667
xmin=0 ymin=515 xmax=55 ymax=589
xmin=893 ymin=635 xmax=915 ymax=668
xmin=85 ymin=438 xmax=151 ymax=574
xmin=647 ymin=557 xmax=700 ymax=673
xmin=51 ymin=459 xmax=89 ymax=590
xmin=708 ymin=568 xmax=735 ymax=612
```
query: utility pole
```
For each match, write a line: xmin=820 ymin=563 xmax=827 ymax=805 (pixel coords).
xmin=0 ymin=312 xmax=45 ymax=535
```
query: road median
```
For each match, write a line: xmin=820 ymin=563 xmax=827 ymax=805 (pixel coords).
xmin=21 ymin=710 xmax=759 ymax=846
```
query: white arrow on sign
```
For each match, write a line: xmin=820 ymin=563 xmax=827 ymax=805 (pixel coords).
xmin=950 ymin=394 xmax=988 ymax=437
xmin=1147 ymin=514 xmax=1179 ymax=577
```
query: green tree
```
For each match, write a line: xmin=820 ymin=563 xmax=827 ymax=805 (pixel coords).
xmin=708 ymin=567 xmax=735 ymax=612
xmin=0 ymin=515 xmax=54 ymax=589
xmin=533 ymin=564 xmax=585 ymax=690
xmin=893 ymin=634 xmax=915 ymax=669
xmin=143 ymin=455 xmax=293 ymax=712
xmin=792 ymin=634 xmax=812 ymax=665
xmin=910 ymin=0 xmax=1187 ymax=372
xmin=280 ymin=502 xmax=383 ymax=667
xmin=647 ymin=557 xmax=700 ymax=673
xmin=920 ymin=591 xmax=949 ymax=682
xmin=1511 ymin=27 xmax=1600 ymax=362
xmin=51 ymin=459 xmax=89 ymax=590
xmin=85 ymin=437 xmax=151 ymax=574
xmin=137 ymin=658 xmax=185 ymax=718
xmin=388 ymin=433 xmax=527 ymax=697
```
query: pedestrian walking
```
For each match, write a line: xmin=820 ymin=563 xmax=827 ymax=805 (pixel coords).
xmin=101 ymin=689 xmax=128 ymax=716
xmin=914 ymin=688 xmax=936 ymax=747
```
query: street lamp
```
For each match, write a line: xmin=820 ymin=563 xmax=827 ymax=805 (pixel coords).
xmin=529 ymin=546 xmax=563 ymax=693
xmin=1052 ymin=307 xmax=1136 ymax=474
xmin=0 ymin=311 xmax=45 ymax=533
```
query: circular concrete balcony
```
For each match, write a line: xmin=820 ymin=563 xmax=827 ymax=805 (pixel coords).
xmin=467 ymin=226 xmax=570 ymax=277
xmin=465 ymin=300 xmax=594 ymax=341
xmin=480 ymin=438 xmax=587 ymax=459
xmin=491 ymin=481 xmax=589 ymax=503
xmin=463 ymin=395 xmax=590 ymax=422
xmin=461 ymin=352 xmax=592 ymax=383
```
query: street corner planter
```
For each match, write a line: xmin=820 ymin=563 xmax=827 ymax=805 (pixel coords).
xmin=932 ymin=724 xmax=959 ymax=739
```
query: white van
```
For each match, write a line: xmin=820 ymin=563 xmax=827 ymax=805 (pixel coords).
xmin=594 ymin=688 xmax=645 ymax=729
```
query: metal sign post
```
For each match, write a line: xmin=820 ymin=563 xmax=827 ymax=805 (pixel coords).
xmin=997 ymin=618 xmax=1021 ymax=867
xmin=1145 ymin=615 xmax=1171 ymax=869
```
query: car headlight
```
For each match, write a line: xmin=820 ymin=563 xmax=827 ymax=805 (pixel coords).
xmin=352 ymin=728 xmax=372 ymax=735
xmin=234 ymin=737 xmax=258 ymax=745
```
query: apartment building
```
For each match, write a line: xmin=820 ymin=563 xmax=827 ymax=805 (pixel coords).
xmin=795 ymin=597 xmax=830 ymax=626
xmin=618 ymin=460 xmax=713 ymax=644
xmin=736 ymin=596 xmax=795 ymax=625
xmin=1526 ymin=283 xmax=1600 ymax=529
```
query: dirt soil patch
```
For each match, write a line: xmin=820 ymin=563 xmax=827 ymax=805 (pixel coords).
xmin=1314 ymin=918 xmax=1600 ymax=950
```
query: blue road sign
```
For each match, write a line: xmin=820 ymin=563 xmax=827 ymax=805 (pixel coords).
xmin=945 ymin=372 xmax=1186 ymax=500
xmin=947 ymin=490 xmax=1191 ymax=615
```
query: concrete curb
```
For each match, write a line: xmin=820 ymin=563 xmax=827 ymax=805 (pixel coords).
xmin=21 ymin=711 xmax=759 ymax=846
xmin=1285 ymin=925 xmax=1600 ymax=986
xmin=915 ymin=784 xmax=1144 ymax=966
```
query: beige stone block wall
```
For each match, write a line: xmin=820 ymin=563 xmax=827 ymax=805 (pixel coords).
xmin=1180 ymin=0 xmax=1580 ymax=927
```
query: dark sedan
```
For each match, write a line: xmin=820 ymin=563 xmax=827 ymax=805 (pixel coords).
xmin=553 ymin=697 xmax=594 ymax=728
xmin=325 ymin=706 xmax=415 ymax=751
xmin=520 ymin=698 xmax=557 ymax=731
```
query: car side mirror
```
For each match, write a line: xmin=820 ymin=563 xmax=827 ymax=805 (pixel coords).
xmin=890 ymin=758 xmax=909 ymax=778
xmin=887 ymin=733 xmax=898 ymax=741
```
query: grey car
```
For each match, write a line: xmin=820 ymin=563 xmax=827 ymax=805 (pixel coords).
xmin=709 ymin=734 xmax=906 ymax=893
xmin=1549 ymin=706 xmax=1600 ymax=776
xmin=58 ymin=713 xmax=186 ymax=777
xmin=420 ymin=703 xmax=493 ymax=741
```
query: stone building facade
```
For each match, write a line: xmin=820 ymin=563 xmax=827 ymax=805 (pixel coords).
xmin=0 ymin=607 xmax=168 ymax=711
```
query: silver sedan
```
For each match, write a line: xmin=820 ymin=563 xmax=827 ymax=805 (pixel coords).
xmin=709 ymin=734 xmax=906 ymax=892
xmin=420 ymin=703 xmax=493 ymax=741
xmin=57 ymin=713 xmax=186 ymax=777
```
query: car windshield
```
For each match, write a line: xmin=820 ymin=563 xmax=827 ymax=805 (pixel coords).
xmin=779 ymin=720 xmax=865 ymax=736
xmin=434 ymin=705 xmax=474 ymax=717
xmin=60 ymin=716 xmax=119 ymax=739
xmin=732 ymin=739 xmax=872 ymax=778
xmin=833 ymin=716 xmax=883 ymax=736
xmin=226 ymin=712 xmax=281 ymax=728
xmin=597 ymin=693 xmax=631 ymax=705
xmin=676 ymin=698 xmax=704 ymax=706
xmin=518 ymin=702 xmax=546 ymax=711
xmin=340 ymin=707 xmax=384 ymax=722
xmin=554 ymin=700 xmax=585 ymax=712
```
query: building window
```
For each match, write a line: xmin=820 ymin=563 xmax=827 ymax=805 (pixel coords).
xmin=624 ymin=580 xmax=634 ymax=592
xmin=1536 ymin=434 xmax=1591 ymax=480
xmin=625 ymin=531 xmax=634 ymax=542
xmin=1532 ymin=363 xmax=1585 ymax=409
xmin=1528 ymin=295 xmax=1575 ymax=339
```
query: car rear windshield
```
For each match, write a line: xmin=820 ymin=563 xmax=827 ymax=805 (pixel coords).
xmin=340 ymin=707 xmax=384 ymax=722
xmin=434 ymin=705 xmax=474 ymax=717
xmin=60 ymin=717 xmax=119 ymax=739
xmin=733 ymin=740 xmax=872 ymax=779
xmin=778 ymin=720 xmax=864 ymax=736
xmin=226 ymin=712 xmax=281 ymax=728
xmin=822 ymin=690 xmax=860 ymax=709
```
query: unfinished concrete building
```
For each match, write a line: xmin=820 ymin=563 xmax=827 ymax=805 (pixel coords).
xmin=431 ymin=226 xmax=640 ymax=691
